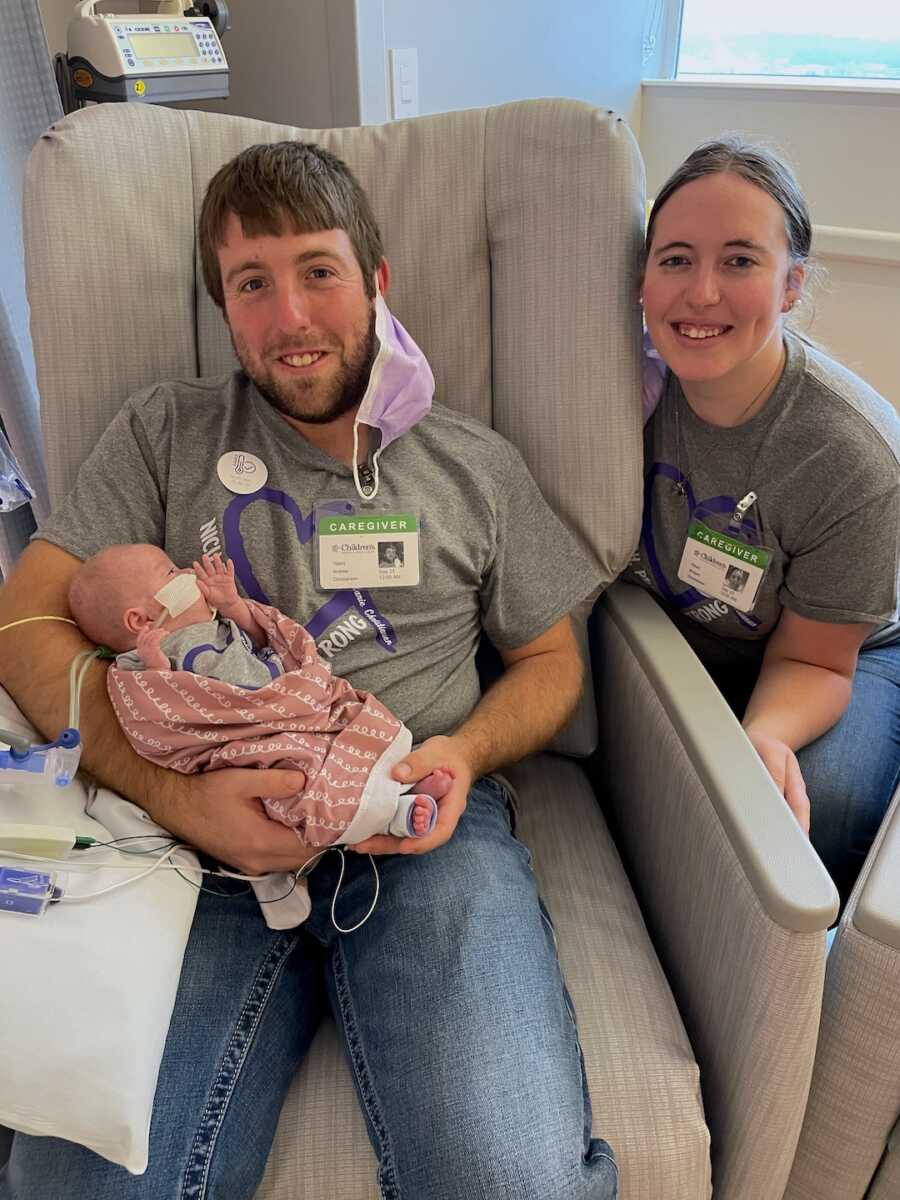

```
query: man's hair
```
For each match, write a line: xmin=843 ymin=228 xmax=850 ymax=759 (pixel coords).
xmin=198 ymin=141 xmax=384 ymax=308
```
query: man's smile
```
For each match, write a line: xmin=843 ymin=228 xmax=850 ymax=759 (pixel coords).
xmin=276 ymin=350 xmax=330 ymax=370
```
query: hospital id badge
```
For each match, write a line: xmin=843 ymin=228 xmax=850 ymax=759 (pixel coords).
xmin=676 ymin=520 xmax=771 ymax=614
xmin=316 ymin=502 xmax=421 ymax=589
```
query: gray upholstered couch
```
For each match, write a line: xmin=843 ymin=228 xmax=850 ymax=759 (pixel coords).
xmin=3 ymin=98 xmax=851 ymax=1199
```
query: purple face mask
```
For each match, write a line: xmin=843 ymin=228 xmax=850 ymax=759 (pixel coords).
xmin=641 ymin=328 xmax=668 ymax=424
xmin=352 ymin=291 xmax=434 ymax=498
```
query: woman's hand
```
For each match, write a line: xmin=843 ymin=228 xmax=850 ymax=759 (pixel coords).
xmin=746 ymin=729 xmax=810 ymax=834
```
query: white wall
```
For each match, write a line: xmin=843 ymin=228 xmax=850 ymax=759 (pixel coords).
xmin=39 ymin=0 xmax=73 ymax=55
xmin=39 ymin=1 xmax=668 ymax=132
xmin=381 ymin=0 xmax=666 ymax=131
xmin=640 ymin=81 xmax=900 ymax=409
xmin=187 ymin=0 xmax=343 ymax=128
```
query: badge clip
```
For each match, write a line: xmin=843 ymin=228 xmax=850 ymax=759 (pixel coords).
xmin=730 ymin=491 xmax=757 ymax=530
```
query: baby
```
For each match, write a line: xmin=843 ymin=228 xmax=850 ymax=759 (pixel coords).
xmin=68 ymin=544 xmax=451 ymax=845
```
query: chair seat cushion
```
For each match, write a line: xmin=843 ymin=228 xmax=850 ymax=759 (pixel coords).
xmin=258 ymin=754 xmax=711 ymax=1200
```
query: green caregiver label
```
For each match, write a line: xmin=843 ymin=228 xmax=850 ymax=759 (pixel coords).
xmin=687 ymin=521 xmax=771 ymax=569
xmin=319 ymin=513 xmax=418 ymax=535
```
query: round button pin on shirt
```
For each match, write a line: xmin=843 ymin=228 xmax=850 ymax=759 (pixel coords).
xmin=216 ymin=451 xmax=269 ymax=495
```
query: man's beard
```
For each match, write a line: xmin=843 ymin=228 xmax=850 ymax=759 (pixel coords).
xmin=231 ymin=307 xmax=377 ymax=426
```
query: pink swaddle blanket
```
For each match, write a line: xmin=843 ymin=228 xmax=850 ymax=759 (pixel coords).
xmin=108 ymin=600 xmax=408 ymax=848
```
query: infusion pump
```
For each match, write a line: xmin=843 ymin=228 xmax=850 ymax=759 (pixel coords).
xmin=64 ymin=1 xmax=229 ymax=107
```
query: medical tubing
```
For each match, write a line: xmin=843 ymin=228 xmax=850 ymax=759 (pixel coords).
xmin=1 ymin=841 xmax=379 ymax=915
xmin=0 ymin=618 xmax=104 ymax=728
xmin=0 ymin=616 xmax=90 ymax=730
xmin=69 ymin=648 xmax=102 ymax=729
xmin=0 ymin=429 xmax=35 ymax=513
xmin=0 ymin=616 xmax=77 ymax=635
xmin=330 ymin=848 xmax=379 ymax=934
xmin=54 ymin=843 xmax=193 ymax=900
xmin=0 ymin=728 xmax=33 ymax=754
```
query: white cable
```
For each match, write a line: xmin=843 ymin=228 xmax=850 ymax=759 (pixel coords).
xmin=216 ymin=847 xmax=328 ymax=883
xmin=330 ymin=849 xmax=379 ymax=934
xmin=0 ymin=846 xmax=193 ymax=873
xmin=54 ymin=843 xmax=194 ymax=901
xmin=4 ymin=841 xmax=381 ymax=922
xmin=0 ymin=845 xmax=319 ymax=885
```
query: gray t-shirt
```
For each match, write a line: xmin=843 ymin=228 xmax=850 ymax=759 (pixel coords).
xmin=116 ymin=617 xmax=284 ymax=689
xmin=626 ymin=331 xmax=900 ymax=673
xmin=37 ymin=373 xmax=601 ymax=742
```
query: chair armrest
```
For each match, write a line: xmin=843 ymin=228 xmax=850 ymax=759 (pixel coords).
xmin=597 ymin=581 xmax=838 ymax=932
xmin=592 ymin=581 xmax=838 ymax=1200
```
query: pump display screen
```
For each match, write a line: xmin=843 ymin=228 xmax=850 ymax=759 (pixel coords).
xmin=129 ymin=33 xmax=198 ymax=58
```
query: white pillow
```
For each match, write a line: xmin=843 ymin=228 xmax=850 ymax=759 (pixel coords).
xmin=0 ymin=687 xmax=197 ymax=1173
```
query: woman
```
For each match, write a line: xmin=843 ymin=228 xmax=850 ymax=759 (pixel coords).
xmin=629 ymin=137 xmax=900 ymax=905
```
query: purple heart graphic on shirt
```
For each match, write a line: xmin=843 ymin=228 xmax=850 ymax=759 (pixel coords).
xmin=181 ymin=623 xmax=280 ymax=683
xmin=221 ymin=489 xmax=398 ymax=652
xmin=643 ymin=463 xmax=763 ymax=630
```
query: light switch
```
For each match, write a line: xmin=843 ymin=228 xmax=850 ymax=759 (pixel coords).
xmin=389 ymin=48 xmax=419 ymax=120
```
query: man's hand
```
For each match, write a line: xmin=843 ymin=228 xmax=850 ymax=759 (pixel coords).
xmin=136 ymin=627 xmax=170 ymax=668
xmin=746 ymin=730 xmax=811 ymax=835
xmin=349 ymin=735 xmax=474 ymax=856
xmin=193 ymin=553 xmax=240 ymax=611
xmin=151 ymin=767 xmax=319 ymax=875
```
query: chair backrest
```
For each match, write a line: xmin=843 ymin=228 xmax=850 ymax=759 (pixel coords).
xmin=24 ymin=99 xmax=645 ymax=748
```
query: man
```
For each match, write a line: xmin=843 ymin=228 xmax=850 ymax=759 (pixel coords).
xmin=0 ymin=142 xmax=616 ymax=1199
xmin=378 ymin=541 xmax=403 ymax=568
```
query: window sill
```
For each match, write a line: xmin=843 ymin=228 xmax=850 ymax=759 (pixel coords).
xmin=643 ymin=75 xmax=900 ymax=100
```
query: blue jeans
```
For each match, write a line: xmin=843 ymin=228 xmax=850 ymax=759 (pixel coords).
xmin=798 ymin=642 xmax=900 ymax=907
xmin=0 ymin=777 xmax=617 ymax=1200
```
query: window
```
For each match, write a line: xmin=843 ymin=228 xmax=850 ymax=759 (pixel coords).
xmin=677 ymin=0 xmax=900 ymax=82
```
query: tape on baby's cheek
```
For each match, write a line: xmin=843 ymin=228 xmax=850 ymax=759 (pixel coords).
xmin=153 ymin=574 xmax=201 ymax=618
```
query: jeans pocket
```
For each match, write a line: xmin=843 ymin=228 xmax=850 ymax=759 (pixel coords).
xmin=480 ymin=771 xmax=522 ymax=828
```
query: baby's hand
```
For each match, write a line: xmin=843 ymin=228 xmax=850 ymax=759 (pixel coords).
xmin=136 ymin=627 xmax=170 ymax=669
xmin=193 ymin=553 xmax=240 ymax=609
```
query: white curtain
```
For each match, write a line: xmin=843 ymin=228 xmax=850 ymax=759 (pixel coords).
xmin=0 ymin=0 xmax=62 ymax=577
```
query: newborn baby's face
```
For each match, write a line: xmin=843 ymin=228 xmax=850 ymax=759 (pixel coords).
xmin=142 ymin=547 xmax=214 ymax=632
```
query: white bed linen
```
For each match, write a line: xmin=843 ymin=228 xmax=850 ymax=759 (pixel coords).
xmin=0 ymin=686 xmax=198 ymax=1173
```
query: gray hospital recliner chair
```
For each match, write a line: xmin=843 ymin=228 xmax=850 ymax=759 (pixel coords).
xmin=784 ymin=781 xmax=900 ymax=1200
xmin=8 ymin=98 xmax=841 ymax=1199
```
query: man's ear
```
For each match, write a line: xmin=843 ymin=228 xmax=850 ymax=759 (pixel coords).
xmin=375 ymin=258 xmax=391 ymax=298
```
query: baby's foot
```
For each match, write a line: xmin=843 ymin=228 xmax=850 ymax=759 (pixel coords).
xmin=415 ymin=768 xmax=454 ymax=800
xmin=411 ymin=794 xmax=435 ymax=836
